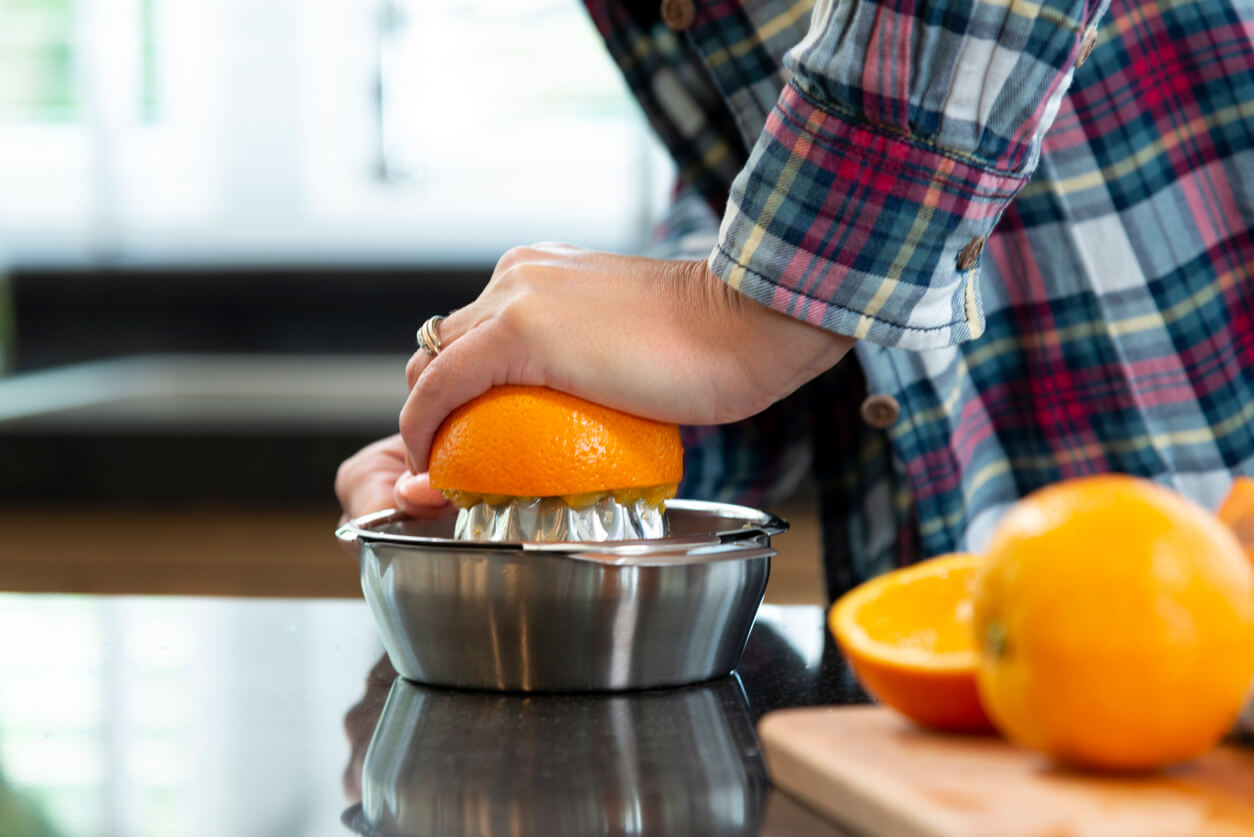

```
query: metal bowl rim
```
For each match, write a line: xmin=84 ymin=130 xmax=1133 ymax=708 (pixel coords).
xmin=337 ymin=498 xmax=788 ymax=558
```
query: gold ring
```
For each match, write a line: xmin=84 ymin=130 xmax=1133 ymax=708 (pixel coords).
xmin=416 ymin=315 xmax=446 ymax=357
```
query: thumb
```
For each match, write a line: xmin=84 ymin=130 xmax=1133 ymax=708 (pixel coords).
xmin=394 ymin=472 xmax=454 ymax=518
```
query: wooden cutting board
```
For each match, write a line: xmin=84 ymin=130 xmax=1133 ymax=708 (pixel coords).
xmin=759 ymin=706 xmax=1254 ymax=837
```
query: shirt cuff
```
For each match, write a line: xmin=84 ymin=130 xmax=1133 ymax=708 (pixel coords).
xmin=709 ymin=79 xmax=1030 ymax=351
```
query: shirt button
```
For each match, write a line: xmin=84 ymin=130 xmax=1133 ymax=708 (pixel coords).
xmin=1077 ymin=26 xmax=1098 ymax=67
xmin=860 ymin=394 xmax=900 ymax=429
xmin=957 ymin=236 xmax=985 ymax=271
xmin=660 ymin=0 xmax=696 ymax=31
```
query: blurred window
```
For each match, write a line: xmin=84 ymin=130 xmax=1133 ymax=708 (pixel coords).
xmin=0 ymin=0 xmax=79 ymax=122
xmin=0 ymin=0 xmax=673 ymax=267
xmin=0 ymin=0 xmax=157 ymax=122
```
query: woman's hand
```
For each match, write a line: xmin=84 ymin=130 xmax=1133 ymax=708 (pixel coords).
xmin=334 ymin=434 xmax=452 ymax=527
xmin=400 ymin=243 xmax=853 ymax=472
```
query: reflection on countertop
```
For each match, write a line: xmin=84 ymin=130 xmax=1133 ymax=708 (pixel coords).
xmin=349 ymin=676 xmax=766 ymax=836
xmin=0 ymin=595 xmax=383 ymax=837
xmin=0 ymin=595 xmax=862 ymax=837
xmin=341 ymin=606 xmax=864 ymax=837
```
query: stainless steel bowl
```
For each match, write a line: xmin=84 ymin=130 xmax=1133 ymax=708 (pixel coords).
xmin=342 ymin=674 xmax=766 ymax=836
xmin=336 ymin=499 xmax=787 ymax=692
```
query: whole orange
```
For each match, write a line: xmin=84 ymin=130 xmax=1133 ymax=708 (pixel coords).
xmin=829 ymin=553 xmax=996 ymax=733
xmin=974 ymin=474 xmax=1254 ymax=771
xmin=427 ymin=385 xmax=683 ymax=502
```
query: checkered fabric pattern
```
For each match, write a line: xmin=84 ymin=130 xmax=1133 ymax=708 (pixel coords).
xmin=586 ymin=0 xmax=1254 ymax=597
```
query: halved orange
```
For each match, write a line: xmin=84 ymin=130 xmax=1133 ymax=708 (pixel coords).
xmin=1218 ymin=476 xmax=1254 ymax=566
xmin=427 ymin=385 xmax=682 ymax=507
xmin=828 ymin=553 xmax=994 ymax=733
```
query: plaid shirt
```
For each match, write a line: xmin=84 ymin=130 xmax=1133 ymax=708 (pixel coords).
xmin=585 ymin=0 xmax=1254 ymax=598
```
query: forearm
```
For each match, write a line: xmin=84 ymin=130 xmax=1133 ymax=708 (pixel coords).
xmin=710 ymin=0 xmax=1110 ymax=350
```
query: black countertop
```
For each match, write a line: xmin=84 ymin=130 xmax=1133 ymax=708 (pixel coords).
xmin=0 ymin=596 xmax=867 ymax=837
xmin=341 ymin=605 xmax=868 ymax=837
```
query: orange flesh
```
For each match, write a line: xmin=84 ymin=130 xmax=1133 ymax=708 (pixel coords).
xmin=829 ymin=554 xmax=994 ymax=733
xmin=851 ymin=567 xmax=977 ymax=657
xmin=1217 ymin=476 xmax=1254 ymax=564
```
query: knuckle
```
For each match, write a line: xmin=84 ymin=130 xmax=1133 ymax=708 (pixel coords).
xmin=528 ymin=240 xmax=567 ymax=252
xmin=492 ymin=260 xmax=533 ymax=292
xmin=412 ymin=356 xmax=447 ymax=399
xmin=398 ymin=398 xmax=418 ymax=438
xmin=405 ymin=353 xmax=425 ymax=387
xmin=495 ymin=245 xmax=536 ymax=273
xmin=334 ymin=456 xmax=360 ymax=504
xmin=495 ymin=297 xmax=533 ymax=341
xmin=398 ymin=399 xmax=428 ymax=458
xmin=493 ymin=305 xmax=550 ymax=385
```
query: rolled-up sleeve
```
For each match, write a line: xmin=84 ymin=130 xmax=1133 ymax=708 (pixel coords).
xmin=709 ymin=0 xmax=1110 ymax=349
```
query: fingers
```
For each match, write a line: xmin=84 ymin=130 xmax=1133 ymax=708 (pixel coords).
xmin=404 ymin=350 xmax=432 ymax=394
xmin=404 ymin=304 xmax=487 ymax=391
xmin=403 ymin=249 xmax=547 ymax=392
xmin=335 ymin=434 xmax=451 ymax=523
xmin=335 ymin=435 xmax=408 ymax=519
xmin=393 ymin=471 xmax=453 ymax=518
xmin=399 ymin=317 xmax=537 ymax=472
xmin=398 ymin=292 xmax=508 ymax=482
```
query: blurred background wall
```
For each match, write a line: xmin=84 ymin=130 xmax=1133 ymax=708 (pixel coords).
xmin=0 ymin=4 xmax=677 ymax=824
xmin=0 ymin=0 xmax=675 ymax=506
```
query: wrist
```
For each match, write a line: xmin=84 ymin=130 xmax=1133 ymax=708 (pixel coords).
xmin=692 ymin=258 xmax=853 ymax=394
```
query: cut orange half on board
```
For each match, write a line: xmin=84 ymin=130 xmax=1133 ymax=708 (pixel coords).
xmin=1218 ymin=476 xmax=1254 ymax=566
xmin=828 ymin=553 xmax=994 ymax=733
